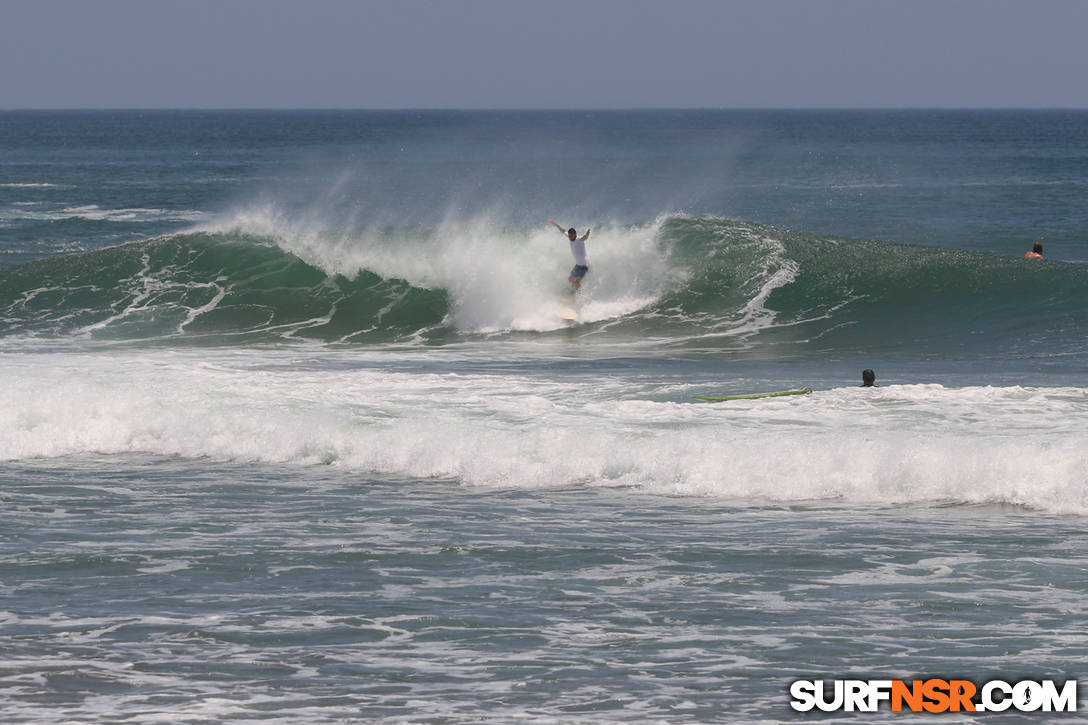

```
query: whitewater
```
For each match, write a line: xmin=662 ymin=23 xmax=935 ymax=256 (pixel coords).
xmin=2 ymin=110 xmax=1088 ymax=723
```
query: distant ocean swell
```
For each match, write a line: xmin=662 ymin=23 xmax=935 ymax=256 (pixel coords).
xmin=1 ymin=213 xmax=1085 ymax=356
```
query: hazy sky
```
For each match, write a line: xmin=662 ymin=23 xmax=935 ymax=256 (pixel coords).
xmin=3 ymin=0 xmax=1087 ymax=109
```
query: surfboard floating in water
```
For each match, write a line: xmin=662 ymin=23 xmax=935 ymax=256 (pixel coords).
xmin=694 ymin=387 xmax=813 ymax=402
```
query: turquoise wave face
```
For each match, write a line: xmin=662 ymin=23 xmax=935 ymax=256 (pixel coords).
xmin=756 ymin=228 xmax=1088 ymax=359
xmin=0 ymin=232 xmax=450 ymax=344
xmin=2 ymin=215 xmax=1086 ymax=358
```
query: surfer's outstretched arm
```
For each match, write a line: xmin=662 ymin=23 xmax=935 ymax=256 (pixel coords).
xmin=580 ymin=228 xmax=591 ymax=242
xmin=548 ymin=219 xmax=566 ymax=233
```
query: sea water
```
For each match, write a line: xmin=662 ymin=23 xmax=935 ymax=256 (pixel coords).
xmin=2 ymin=110 xmax=1088 ymax=723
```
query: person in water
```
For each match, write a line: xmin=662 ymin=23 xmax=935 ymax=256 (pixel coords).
xmin=549 ymin=219 xmax=591 ymax=292
xmin=1025 ymin=242 xmax=1044 ymax=259
xmin=862 ymin=369 xmax=876 ymax=387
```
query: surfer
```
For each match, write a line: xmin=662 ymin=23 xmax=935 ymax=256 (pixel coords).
xmin=1025 ymin=242 xmax=1044 ymax=259
xmin=549 ymin=219 xmax=591 ymax=292
xmin=862 ymin=369 xmax=876 ymax=387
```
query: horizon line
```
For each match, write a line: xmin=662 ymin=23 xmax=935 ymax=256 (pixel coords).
xmin=4 ymin=106 xmax=1088 ymax=113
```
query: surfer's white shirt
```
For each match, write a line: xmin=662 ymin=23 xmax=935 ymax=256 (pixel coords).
xmin=569 ymin=238 xmax=588 ymax=266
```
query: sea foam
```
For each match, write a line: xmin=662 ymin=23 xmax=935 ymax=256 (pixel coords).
xmin=199 ymin=205 xmax=674 ymax=333
xmin=4 ymin=348 xmax=1086 ymax=514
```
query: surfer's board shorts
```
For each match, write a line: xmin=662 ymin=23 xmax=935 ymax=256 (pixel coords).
xmin=570 ymin=264 xmax=589 ymax=279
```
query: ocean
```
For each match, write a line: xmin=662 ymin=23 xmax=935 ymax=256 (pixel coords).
xmin=2 ymin=110 xmax=1087 ymax=723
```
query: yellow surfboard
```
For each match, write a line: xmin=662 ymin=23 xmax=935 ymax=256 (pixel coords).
xmin=557 ymin=297 xmax=579 ymax=323
xmin=694 ymin=387 xmax=812 ymax=402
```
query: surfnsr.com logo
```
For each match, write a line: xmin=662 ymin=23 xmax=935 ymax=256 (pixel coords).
xmin=789 ymin=679 xmax=1078 ymax=713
